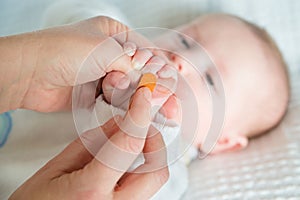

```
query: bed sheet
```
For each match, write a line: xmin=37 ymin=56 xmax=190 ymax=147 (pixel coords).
xmin=0 ymin=0 xmax=299 ymax=199
xmin=183 ymin=76 xmax=300 ymax=199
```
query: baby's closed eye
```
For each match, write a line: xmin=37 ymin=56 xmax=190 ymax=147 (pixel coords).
xmin=205 ymin=73 xmax=214 ymax=86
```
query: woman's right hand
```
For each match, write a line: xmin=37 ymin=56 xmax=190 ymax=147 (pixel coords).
xmin=10 ymin=88 xmax=169 ymax=200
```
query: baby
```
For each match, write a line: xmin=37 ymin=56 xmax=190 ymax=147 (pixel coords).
xmin=95 ymin=13 xmax=290 ymax=199
xmin=175 ymin=14 xmax=289 ymax=153
xmin=102 ymin=14 xmax=289 ymax=155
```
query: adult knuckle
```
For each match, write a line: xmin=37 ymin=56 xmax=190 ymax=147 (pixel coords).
xmin=93 ymin=15 xmax=110 ymax=23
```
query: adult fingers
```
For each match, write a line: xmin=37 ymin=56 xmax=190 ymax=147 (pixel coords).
xmin=73 ymin=17 xmax=132 ymax=84
xmin=114 ymin=167 xmax=169 ymax=200
xmin=77 ymin=16 xmax=173 ymax=84
xmin=113 ymin=25 xmax=170 ymax=64
xmin=102 ymin=71 xmax=130 ymax=104
xmin=43 ymin=116 xmax=121 ymax=178
xmin=77 ymin=87 xmax=152 ymax=191
xmin=114 ymin=127 xmax=169 ymax=199
xmin=78 ymin=36 xmax=132 ymax=84
xmin=102 ymin=71 xmax=133 ymax=109
xmin=137 ymin=126 xmax=168 ymax=172
xmin=79 ymin=116 xmax=122 ymax=156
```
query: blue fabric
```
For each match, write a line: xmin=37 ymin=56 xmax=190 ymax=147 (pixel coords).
xmin=0 ymin=112 xmax=12 ymax=147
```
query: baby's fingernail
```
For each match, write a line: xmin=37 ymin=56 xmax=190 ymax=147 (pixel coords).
xmin=158 ymin=65 xmax=177 ymax=78
xmin=148 ymin=56 xmax=166 ymax=65
xmin=132 ymin=60 xmax=144 ymax=70
xmin=123 ymin=42 xmax=136 ymax=56
xmin=117 ymin=76 xmax=130 ymax=89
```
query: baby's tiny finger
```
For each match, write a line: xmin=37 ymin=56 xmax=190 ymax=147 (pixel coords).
xmin=155 ymin=64 xmax=178 ymax=95
xmin=152 ymin=49 xmax=171 ymax=64
xmin=157 ymin=64 xmax=178 ymax=80
xmin=132 ymin=49 xmax=153 ymax=70
xmin=142 ymin=56 xmax=166 ymax=74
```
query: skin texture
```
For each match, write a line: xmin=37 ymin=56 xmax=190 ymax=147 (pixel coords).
xmin=0 ymin=16 xmax=167 ymax=113
xmin=0 ymin=17 xmax=172 ymax=199
xmin=102 ymin=50 xmax=179 ymax=120
xmin=9 ymin=88 xmax=169 ymax=200
xmin=102 ymin=14 xmax=289 ymax=154
xmin=0 ymin=17 xmax=127 ymax=113
xmin=159 ymin=14 xmax=289 ymax=152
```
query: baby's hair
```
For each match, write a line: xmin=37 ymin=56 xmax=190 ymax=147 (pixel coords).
xmin=190 ymin=13 xmax=290 ymax=138
xmin=239 ymin=17 xmax=289 ymax=78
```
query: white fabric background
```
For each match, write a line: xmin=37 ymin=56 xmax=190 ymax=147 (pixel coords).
xmin=0 ymin=0 xmax=299 ymax=199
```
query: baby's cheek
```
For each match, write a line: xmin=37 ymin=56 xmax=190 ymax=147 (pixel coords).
xmin=191 ymin=88 xmax=212 ymax=148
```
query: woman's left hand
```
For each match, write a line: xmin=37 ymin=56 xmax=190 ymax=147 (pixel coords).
xmin=10 ymin=88 xmax=169 ymax=200
xmin=0 ymin=16 xmax=163 ymax=113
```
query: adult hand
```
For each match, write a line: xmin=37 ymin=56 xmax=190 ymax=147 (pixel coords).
xmin=101 ymin=53 xmax=180 ymax=121
xmin=0 ymin=16 xmax=165 ymax=113
xmin=9 ymin=88 xmax=169 ymax=200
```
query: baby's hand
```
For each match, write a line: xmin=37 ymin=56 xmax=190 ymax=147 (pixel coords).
xmin=102 ymin=71 xmax=180 ymax=121
xmin=102 ymin=43 xmax=180 ymax=121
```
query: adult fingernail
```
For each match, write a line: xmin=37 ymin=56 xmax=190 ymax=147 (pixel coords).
xmin=123 ymin=42 xmax=136 ymax=56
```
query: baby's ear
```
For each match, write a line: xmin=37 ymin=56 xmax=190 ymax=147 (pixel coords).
xmin=210 ymin=134 xmax=248 ymax=154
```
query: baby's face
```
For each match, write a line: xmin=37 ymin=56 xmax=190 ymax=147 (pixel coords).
xmin=155 ymin=15 xmax=272 ymax=151
xmin=159 ymin=31 xmax=223 ymax=149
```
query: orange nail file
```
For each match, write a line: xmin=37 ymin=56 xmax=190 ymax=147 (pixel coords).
xmin=138 ymin=73 xmax=157 ymax=92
